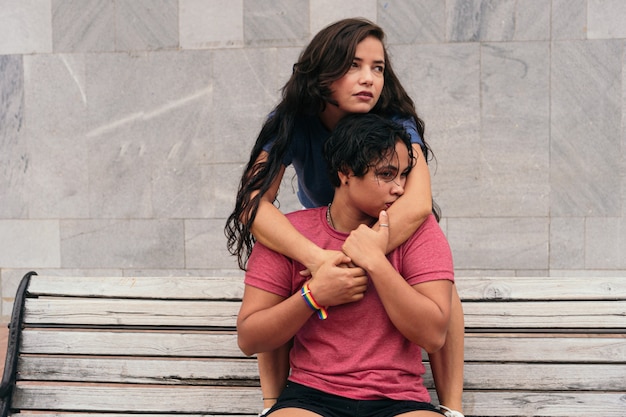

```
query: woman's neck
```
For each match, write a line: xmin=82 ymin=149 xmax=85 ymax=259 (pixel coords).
xmin=318 ymin=106 xmax=344 ymax=131
xmin=327 ymin=199 xmax=376 ymax=233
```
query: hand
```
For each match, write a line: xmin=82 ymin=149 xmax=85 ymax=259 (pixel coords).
xmin=342 ymin=210 xmax=390 ymax=272
xmin=306 ymin=251 xmax=368 ymax=307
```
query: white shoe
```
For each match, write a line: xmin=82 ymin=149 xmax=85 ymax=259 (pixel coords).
xmin=439 ymin=405 xmax=465 ymax=417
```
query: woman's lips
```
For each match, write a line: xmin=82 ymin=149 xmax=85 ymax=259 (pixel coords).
xmin=355 ymin=91 xmax=373 ymax=100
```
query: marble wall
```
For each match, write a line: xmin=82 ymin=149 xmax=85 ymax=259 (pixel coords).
xmin=1 ymin=0 xmax=625 ymax=320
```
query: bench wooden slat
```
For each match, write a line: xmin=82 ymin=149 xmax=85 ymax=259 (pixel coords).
xmin=28 ymin=276 xmax=626 ymax=301
xmin=26 ymin=275 xmax=245 ymax=299
xmin=18 ymin=357 xmax=259 ymax=385
xmin=20 ymin=330 xmax=243 ymax=357
xmin=464 ymin=334 xmax=626 ymax=362
xmin=464 ymin=300 xmax=626 ymax=329
xmin=20 ymin=330 xmax=626 ymax=363
xmin=456 ymin=277 xmax=626 ymax=300
xmin=23 ymin=298 xmax=240 ymax=327
xmin=461 ymin=391 xmax=626 ymax=416
xmin=12 ymin=385 xmax=261 ymax=414
xmin=24 ymin=298 xmax=626 ymax=330
xmin=17 ymin=355 xmax=623 ymax=391
xmin=463 ymin=363 xmax=626 ymax=390
xmin=11 ymin=385 xmax=625 ymax=416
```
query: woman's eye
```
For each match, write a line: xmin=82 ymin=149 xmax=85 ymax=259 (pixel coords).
xmin=377 ymin=171 xmax=396 ymax=181
xmin=374 ymin=65 xmax=384 ymax=73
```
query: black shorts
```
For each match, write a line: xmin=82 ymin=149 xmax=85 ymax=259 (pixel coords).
xmin=266 ymin=381 xmax=444 ymax=417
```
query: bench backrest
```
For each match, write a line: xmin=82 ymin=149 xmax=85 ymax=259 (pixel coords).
xmin=0 ymin=272 xmax=624 ymax=417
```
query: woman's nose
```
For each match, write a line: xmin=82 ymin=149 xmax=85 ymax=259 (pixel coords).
xmin=360 ymin=68 xmax=373 ymax=85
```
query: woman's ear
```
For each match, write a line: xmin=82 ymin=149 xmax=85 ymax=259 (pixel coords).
xmin=337 ymin=170 xmax=351 ymax=186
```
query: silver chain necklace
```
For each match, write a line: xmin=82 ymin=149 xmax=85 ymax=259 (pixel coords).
xmin=326 ymin=203 xmax=335 ymax=228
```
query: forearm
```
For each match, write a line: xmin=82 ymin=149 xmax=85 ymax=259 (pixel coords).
xmin=238 ymin=291 xmax=313 ymax=356
xmin=367 ymin=257 xmax=450 ymax=352
xmin=258 ymin=343 xmax=291 ymax=408
xmin=251 ymin=200 xmax=325 ymax=269
xmin=430 ymin=288 xmax=465 ymax=412
xmin=383 ymin=144 xmax=432 ymax=252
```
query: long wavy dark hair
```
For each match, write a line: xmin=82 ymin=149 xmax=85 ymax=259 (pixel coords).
xmin=225 ymin=18 xmax=431 ymax=270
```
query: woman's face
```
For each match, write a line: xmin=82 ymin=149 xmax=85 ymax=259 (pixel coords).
xmin=320 ymin=36 xmax=385 ymax=129
xmin=342 ymin=140 xmax=410 ymax=221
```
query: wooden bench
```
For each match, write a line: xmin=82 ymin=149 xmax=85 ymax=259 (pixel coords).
xmin=0 ymin=272 xmax=624 ymax=417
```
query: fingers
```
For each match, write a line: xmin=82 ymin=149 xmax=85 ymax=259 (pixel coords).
xmin=332 ymin=251 xmax=352 ymax=266
xmin=378 ymin=210 xmax=389 ymax=231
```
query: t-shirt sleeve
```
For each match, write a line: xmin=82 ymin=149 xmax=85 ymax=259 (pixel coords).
xmin=391 ymin=115 xmax=424 ymax=147
xmin=244 ymin=241 xmax=294 ymax=298
xmin=400 ymin=215 xmax=454 ymax=286
xmin=261 ymin=113 xmax=293 ymax=166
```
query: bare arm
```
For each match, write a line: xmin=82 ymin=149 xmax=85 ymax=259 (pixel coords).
xmin=237 ymin=261 xmax=368 ymax=356
xmin=430 ymin=289 xmax=465 ymax=413
xmin=381 ymin=144 xmax=433 ymax=253
xmin=341 ymin=211 xmax=452 ymax=353
xmin=249 ymin=151 xmax=356 ymax=273
xmin=257 ymin=347 xmax=290 ymax=409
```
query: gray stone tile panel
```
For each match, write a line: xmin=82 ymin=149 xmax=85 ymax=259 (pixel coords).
xmin=0 ymin=0 xmax=52 ymax=54
xmin=378 ymin=0 xmax=444 ymax=44
xmin=83 ymin=50 xmax=215 ymax=219
xmin=552 ymin=0 xmax=587 ymax=40
xmin=550 ymin=40 xmax=623 ymax=216
xmin=25 ymin=130 xmax=90 ymax=219
xmin=588 ymin=0 xmax=626 ymax=39
xmin=549 ymin=217 xmax=585 ymax=269
xmin=243 ymin=0 xmax=309 ymax=47
xmin=84 ymin=50 xmax=213 ymax=136
xmin=446 ymin=0 xmax=549 ymax=42
xmin=211 ymin=48 xmax=284 ymax=163
xmin=124 ymin=269 xmax=243 ymax=277
xmin=480 ymin=42 xmax=550 ymax=217
xmin=0 ymin=55 xmax=27 ymax=218
xmin=115 ymin=0 xmax=179 ymax=51
xmin=152 ymin=162 xmax=245 ymax=220
xmin=52 ymin=0 xmax=115 ymax=52
xmin=585 ymin=217 xmax=626 ymax=269
xmin=0 ymin=220 xmax=61 ymax=268
xmin=511 ymin=0 xmax=550 ymax=41
xmin=185 ymin=219 xmax=241 ymax=270
xmin=311 ymin=0 xmax=377 ymax=35
xmin=390 ymin=43 xmax=481 ymax=217
xmin=179 ymin=0 xmax=244 ymax=49
xmin=448 ymin=217 xmax=549 ymax=270
xmin=23 ymin=54 xmax=89 ymax=138
xmin=87 ymin=130 xmax=155 ymax=219
xmin=550 ymin=269 xmax=626 ymax=277
xmin=60 ymin=219 xmax=184 ymax=268
xmin=446 ymin=0 xmax=516 ymax=42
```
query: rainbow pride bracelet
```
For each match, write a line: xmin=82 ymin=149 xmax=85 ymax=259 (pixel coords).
xmin=301 ymin=282 xmax=328 ymax=320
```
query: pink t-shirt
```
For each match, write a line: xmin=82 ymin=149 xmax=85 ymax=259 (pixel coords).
xmin=244 ymin=208 xmax=454 ymax=402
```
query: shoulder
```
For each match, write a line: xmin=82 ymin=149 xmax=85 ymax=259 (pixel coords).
xmin=286 ymin=207 xmax=325 ymax=226
xmin=389 ymin=115 xmax=423 ymax=145
xmin=403 ymin=215 xmax=452 ymax=257
xmin=400 ymin=215 xmax=455 ymax=283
